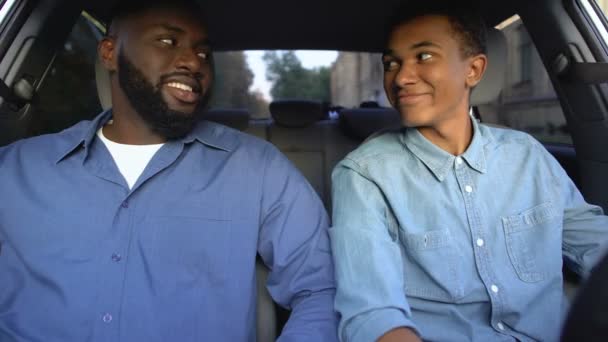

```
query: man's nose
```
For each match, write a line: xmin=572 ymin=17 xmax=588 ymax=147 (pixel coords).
xmin=174 ymin=47 xmax=203 ymax=73
xmin=395 ymin=61 xmax=418 ymax=86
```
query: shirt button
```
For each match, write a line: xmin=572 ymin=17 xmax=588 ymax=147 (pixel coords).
xmin=476 ymin=238 xmax=484 ymax=247
xmin=465 ymin=185 xmax=473 ymax=193
xmin=455 ymin=157 xmax=463 ymax=165
xmin=111 ymin=253 xmax=122 ymax=262
xmin=497 ymin=322 xmax=505 ymax=331
xmin=491 ymin=285 xmax=499 ymax=293
xmin=102 ymin=313 xmax=113 ymax=323
xmin=121 ymin=201 xmax=129 ymax=208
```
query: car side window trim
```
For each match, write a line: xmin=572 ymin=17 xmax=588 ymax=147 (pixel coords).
xmin=577 ymin=0 xmax=608 ymax=54
xmin=0 ymin=0 xmax=20 ymax=25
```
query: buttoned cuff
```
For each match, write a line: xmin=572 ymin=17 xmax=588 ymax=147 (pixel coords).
xmin=347 ymin=308 xmax=418 ymax=342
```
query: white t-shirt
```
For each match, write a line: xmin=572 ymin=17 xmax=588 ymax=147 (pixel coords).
xmin=97 ymin=127 xmax=164 ymax=189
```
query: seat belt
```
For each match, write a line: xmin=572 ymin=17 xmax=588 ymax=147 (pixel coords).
xmin=558 ymin=62 xmax=608 ymax=84
xmin=553 ymin=46 xmax=608 ymax=84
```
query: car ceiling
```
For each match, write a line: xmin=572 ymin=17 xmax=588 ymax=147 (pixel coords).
xmin=85 ymin=0 xmax=517 ymax=52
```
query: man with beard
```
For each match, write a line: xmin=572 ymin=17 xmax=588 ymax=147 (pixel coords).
xmin=0 ymin=0 xmax=338 ymax=341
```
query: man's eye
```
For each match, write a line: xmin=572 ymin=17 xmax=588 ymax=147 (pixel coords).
xmin=159 ymin=38 xmax=175 ymax=46
xmin=383 ymin=60 xmax=399 ymax=71
xmin=418 ymin=52 xmax=433 ymax=61
xmin=197 ymin=52 xmax=209 ymax=60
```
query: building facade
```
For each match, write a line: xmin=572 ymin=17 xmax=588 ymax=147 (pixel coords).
xmin=330 ymin=52 xmax=389 ymax=108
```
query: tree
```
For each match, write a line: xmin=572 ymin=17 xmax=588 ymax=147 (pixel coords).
xmin=210 ymin=52 xmax=269 ymax=118
xmin=263 ymin=51 xmax=330 ymax=102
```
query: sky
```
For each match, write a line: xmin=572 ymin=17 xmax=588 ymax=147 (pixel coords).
xmin=246 ymin=50 xmax=338 ymax=101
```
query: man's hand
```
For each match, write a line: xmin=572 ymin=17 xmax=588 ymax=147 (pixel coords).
xmin=377 ymin=327 xmax=421 ymax=342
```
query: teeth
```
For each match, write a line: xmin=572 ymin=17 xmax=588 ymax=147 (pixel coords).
xmin=167 ymin=82 xmax=193 ymax=92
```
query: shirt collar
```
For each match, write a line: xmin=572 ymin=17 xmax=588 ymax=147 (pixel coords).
xmin=55 ymin=110 xmax=234 ymax=164
xmin=55 ymin=110 xmax=113 ymax=163
xmin=182 ymin=119 xmax=235 ymax=152
xmin=461 ymin=118 xmax=490 ymax=175
xmin=400 ymin=116 xmax=490 ymax=182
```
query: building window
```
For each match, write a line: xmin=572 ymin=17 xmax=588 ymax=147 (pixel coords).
xmin=519 ymin=29 xmax=533 ymax=83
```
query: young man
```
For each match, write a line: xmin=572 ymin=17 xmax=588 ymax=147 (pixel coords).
xmin=330 ymin=2 xmax=608 ymax=342
xmin=0 ymin=1 xmax=338 ymax=340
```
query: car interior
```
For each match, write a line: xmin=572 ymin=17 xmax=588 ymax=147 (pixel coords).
xmin=1 ymin=0 xmax=608 ymax=341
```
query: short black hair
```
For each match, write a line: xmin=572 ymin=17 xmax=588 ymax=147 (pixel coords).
xmin=107 ymin=0 xmax=205 ymax=34
xmin=384 ymin=0 xmax=487 ymax=57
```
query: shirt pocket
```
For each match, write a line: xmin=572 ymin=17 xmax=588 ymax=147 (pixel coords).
xmin=401 ymin=228 xmax=465 ymax=301
xmin=141 ymin=208 xmax=233 ymax=286
xmin=502 ymin=202 xmax=562 ymax=283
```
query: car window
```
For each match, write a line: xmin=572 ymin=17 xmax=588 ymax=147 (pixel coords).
xmin=212 ymin=50 xmax=390 ymax=119
xmin=26 ymin=12 xmax=102 ymax=137
xmin=210 ymin=51 xmax=271 ymax=119
xmin=216 ymin=39 xmax=575 ymax=148
xmin=583 ymin=0 xmax=608 ymax=58
xmin=211 ymin=50 xmax=343 ymax=119
xmin=480 ymin=16 xmax=572 ymax=145
xmin=589 ymin=0 xmax=608 ymax=32
xmin=595 ymin=0 xmax=608 ymax=15
xmin=0 ymin=0 xmax=19 ymax=25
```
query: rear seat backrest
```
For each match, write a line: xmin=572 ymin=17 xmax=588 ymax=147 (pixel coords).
xmin=203 ymin=108 xmax=250 ymax=131
xmin=470 ymin=27 xmax=507 ymax=108
xmin=269 ymin=100 xmax=326 ymax=128
xmin=267 ymin=101 xmax=402 ymax=212
xmin=267 ymin=100 xmax=328 ymax=204
xmin=338 ymin=107 xmax=401 ymax=141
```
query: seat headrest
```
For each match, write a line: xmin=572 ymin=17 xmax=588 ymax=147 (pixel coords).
xmin=269 ymin=100 xmax=326 ymax=128
xmin=470 ymin=28 xmax=508 ymax=106
xmin=95 ymin=58 xmax=112 ymax=111
xmin=339 ymin=108 xmax=401 ymax=140
xmin=203 ymin=108 xmax=250 ymax=131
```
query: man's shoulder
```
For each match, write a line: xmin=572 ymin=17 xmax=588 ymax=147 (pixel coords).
xmin=480 ymin=123 xmax=543 ymax=152
xmin=194 ymin=120 xmax=283 ymax=161
xmin=196 ymin=121 xmax=315 ymax=190
xmin=0 ymin=120 xmax=90 ymax=162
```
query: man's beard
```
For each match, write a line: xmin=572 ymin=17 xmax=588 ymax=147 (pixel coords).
xmin=117 ymin=50 xmax=210 ymax=140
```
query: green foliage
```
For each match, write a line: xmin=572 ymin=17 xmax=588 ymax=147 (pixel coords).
xmin=209 ymin=51 xmax=269 ymax=118
xmin=263 ymin=51 xmax=330 ymax=101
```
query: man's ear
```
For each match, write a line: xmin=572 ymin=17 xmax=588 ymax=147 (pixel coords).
xmin=98 ymin=36 xmax=118 ymax=72
xmin=465 ymin=53 xmax=488 ymax=88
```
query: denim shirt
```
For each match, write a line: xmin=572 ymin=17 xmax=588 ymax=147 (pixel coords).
xmin=330 ymin=119 xmax=608 ymax=342
xmin=0 ymin=111 xmax=338 ymax=342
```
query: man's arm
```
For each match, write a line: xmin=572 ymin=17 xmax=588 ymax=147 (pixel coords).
xmin=330 ymin=159 xmax=420 ymax=342
xmin=539 ymin=145 xmax=608 ymax=276
xmin=560 ymin=176 xmax=608 ymax=277
xmin=257 ymin=145 xmax=338 ymax=341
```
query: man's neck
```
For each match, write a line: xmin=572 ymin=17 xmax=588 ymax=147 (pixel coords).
xmin=417 ymin=112 xmax=473 ymax=156
xmin=103 ymin=107 xmax=167 ymax=145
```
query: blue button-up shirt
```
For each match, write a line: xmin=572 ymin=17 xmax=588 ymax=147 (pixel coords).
xmin=330 ymin=118 xmax=608 ymax=342
xmin=0 ymin=111 xmax=338 ymax=341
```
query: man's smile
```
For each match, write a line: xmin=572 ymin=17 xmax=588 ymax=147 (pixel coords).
xmin=164 ymin=81 xmax=201 ymax=104
xmin=396 ymin=91 xmax=431 ymax=105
